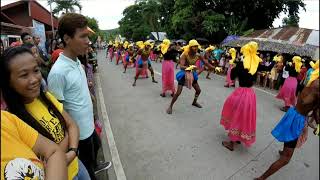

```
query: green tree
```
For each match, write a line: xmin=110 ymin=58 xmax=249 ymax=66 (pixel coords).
xmin=282 ymin=0 xmax=305 ymax=26
xmin=118 ymin=0 xmax=305 ymax=42
xmin=201 ymin=11 xmax=225 ymax=37
xmin=86 ymin=16 xmax=101 ymax=42
xmin=48 ymin=0 xmax=82 ymax=15
xmin=141 ymin=0 xmax=162 ymax=40
xmin=102 ymin=28 xmax=120 ymax=42
xmin=118 ymin=3 xmax=151 ymax=41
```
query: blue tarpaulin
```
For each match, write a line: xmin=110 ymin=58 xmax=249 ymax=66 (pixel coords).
xmin=221 ymin=35 xmax=239 ymax=45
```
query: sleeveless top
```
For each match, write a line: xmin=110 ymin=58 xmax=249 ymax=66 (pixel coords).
xmin=141 ymin=49 xmax=151 ymax=60
xmin=184 ymin=53 xmax=200 ymax=66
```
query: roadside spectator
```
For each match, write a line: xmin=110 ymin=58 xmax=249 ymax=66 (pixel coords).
xmin=0 ymin=46 xmax=91 ymax=180
xmin=48 ymin=39 xmax=58 ymax=54
xmin=256 ymin=53 xmax=266 ymax=86
xmin=268 ymin=54 xmax=283 ymax=89
xmin=51 ymin=39 xmax=64 ymax=64
xmin=1 ymin=110 xmax=67 ymax=180
xmin=10 ymin=38 xmax=22 ymax=47
xmin=21 ymin=32 xmax=33 ymax=45
xmin=219 ymin=54 xmax=226 ymax=73
xmin=261 ymin=53 xmax=274 ymax=88
xmin=47 ymin=13 xmax=111 ymax=180
xmin=33 ymin=35 xmax=49 ymax=62
xmin=23 ymin=43 xmax=50 ymax=80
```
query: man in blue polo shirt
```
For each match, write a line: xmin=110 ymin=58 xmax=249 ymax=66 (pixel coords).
xmin=47 ymin=13 xmax=111 ymax=180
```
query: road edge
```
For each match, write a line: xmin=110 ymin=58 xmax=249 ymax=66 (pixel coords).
xmin=96 ymin=73 xmax=127 ymax=180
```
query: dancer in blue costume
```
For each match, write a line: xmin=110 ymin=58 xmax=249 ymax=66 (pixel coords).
xmin=132 ymin=41 xmax=158 ymax=86
xmin=166 ymin=40 xmax=214 ymax=114
xmin=255 ymin=77 xmax=319 ymax=180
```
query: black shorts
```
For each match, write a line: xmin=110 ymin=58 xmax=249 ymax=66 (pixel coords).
xmin=177 ymin=76 xmax=198 ymax=86
xmin=284 ymin=138 xmax=298 ymax=148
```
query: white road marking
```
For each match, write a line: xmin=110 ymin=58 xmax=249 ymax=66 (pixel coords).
xmin=96 ymin=74 xmax=127 ymax=180
xmin=154 ymin=70 xmax=277 ymax=97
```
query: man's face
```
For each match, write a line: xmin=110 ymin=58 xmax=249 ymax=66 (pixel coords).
xmin=64 ymin=27 xmax=90 ymax=56
xmin=34 ymin=36 xmax=41 ymax=45
xmin=190 ymin=46 xmax=198 ymax=53
xmin=23 ymin=35 xmax=33 ymax=44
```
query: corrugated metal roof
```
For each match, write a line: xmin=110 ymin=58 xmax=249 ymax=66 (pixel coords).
xmin=306 ymin=30 xmax=320 ymax=46
xmin=243 ymin=27 xmax=318 ymax=47
xmin=223 ymin=27 xmax=319 ymax=58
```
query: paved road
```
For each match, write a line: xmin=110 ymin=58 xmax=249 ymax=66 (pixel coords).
xmin=96 ymin=50 xmax=319 ymax=180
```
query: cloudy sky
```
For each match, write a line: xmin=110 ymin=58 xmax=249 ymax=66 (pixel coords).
xmin=2 ymin=0 xmax=319 ymax=30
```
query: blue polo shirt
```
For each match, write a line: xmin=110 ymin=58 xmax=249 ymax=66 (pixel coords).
xmin=47 ymin=53 xmax=94 ymax=140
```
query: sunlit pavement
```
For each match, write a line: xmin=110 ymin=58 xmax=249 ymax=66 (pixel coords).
xmin=96 ymin=50 xmax=319 ymax=180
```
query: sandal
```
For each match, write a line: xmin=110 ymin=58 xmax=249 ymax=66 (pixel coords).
xmin=222 ymin=141 xmax=234 ymax=151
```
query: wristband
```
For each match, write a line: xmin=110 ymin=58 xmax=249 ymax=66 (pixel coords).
xmin=67 ymin=148 xmax=78 ymax=156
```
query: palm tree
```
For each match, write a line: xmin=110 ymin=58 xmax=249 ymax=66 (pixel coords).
xmin=48 ymin=0 xmax=82 ymax=15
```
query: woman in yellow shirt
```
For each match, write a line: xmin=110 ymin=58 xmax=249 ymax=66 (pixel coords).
xmin=1 ymin=110 xmax=67 ymax=180
xmin=0 ymin=46 xmax=90 ymax=180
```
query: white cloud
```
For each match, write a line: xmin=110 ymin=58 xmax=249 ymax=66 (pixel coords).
xmin=2 ymin=0 xmax=319 ymax=30
xmin=79 ymin=0 xmax=135 ymax=30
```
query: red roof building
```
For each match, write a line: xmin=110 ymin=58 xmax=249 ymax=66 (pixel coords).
xmin=1 ymin=0 xmax=59 ymax=48
xmin=1 ymin=0 xmax=58 ymax=30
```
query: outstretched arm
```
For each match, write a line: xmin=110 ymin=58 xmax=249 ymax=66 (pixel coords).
xmin=132 ymin=49 xmax=142 ymax=60
xmin=200 ymin=54 xmax=214 ymax=70
xmin=179 ymin=54 xmax=188 ymax=70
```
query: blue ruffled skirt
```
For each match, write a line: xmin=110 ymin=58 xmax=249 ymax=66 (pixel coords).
xmin=271 ymin=107 xmax=306 ymax=142
xmin=137 ymin=58 xmax=151 ymax=66
xmin=176 ymin=70 xmax=198 ymax=81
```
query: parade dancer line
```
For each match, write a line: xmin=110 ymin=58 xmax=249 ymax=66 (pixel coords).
xmin=220 ymin=41 xmax=261 ymax=151
xmin=166 ymin=40 xmax=214 ymax=114
xmin=123 ymin=44 xmax=134 ymax=73
xmin=255 ymin=74 xmax=319 ymax=180
xmin=132 ymin=41 xmax=158 ymax=86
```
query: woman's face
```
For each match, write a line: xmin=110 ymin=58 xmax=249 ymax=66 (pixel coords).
xmin=9 ymin=52 xmax=42 ymax=103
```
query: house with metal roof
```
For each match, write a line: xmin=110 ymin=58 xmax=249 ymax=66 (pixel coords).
xmin=1 ymin=0 xmax=58 ymax=49
xmin=222 ymin=27 xmax=319 ymax=59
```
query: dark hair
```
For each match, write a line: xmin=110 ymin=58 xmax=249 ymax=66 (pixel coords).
xmin=305 ymin=60 xmax=312 ymax=69
xmin=58 ymin=13 xmax=88 ymax=46
xmin=0 ymin=46 xmax=66 ymax=142
xmin=21 ymin=32 xmax=30 ymax=41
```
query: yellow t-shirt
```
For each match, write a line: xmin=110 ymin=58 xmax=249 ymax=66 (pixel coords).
xmin=25 ymin=92 xmax=78 ymax=180
xmin=1 ymin=110 xmax=44 ymax=180
xmin=25 ymin=92 xmax=65 ymax=143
